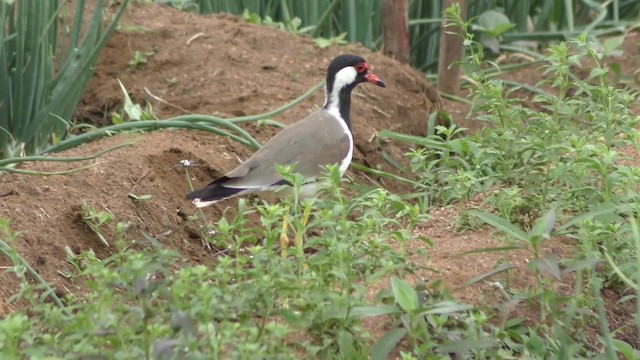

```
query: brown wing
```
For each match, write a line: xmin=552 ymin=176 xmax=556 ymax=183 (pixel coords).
xmin=223 ymin=110 xmax=351 ymax=189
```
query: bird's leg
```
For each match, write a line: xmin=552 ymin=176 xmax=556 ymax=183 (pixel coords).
xmin=279 ymin=204 xmax=290 ymax=258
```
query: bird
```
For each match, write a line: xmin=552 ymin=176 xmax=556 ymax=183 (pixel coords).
xmin=186 ymin=54 xmax=386 ymax=208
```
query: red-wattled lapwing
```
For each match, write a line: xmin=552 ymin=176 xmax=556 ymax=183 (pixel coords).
xmin=186 ymin=54 xmax=385 ymax=207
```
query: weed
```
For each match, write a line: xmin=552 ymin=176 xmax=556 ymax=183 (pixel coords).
xmin=370 ymin=5 xmax=640 ymax=357
xmin=0 ymin=166 xmax=428 ymax=358
xmin=314 ymin=32 xmax=349 ymax=49
xmin=79 ymin=202 xmax=113 ymax=247
xmin=128 ymin=48 xmax=156 ymax=71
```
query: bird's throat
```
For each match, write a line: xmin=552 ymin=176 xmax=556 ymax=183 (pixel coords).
xmin=338 ymin=87 xmax=353 ymax=130
xmin=324 ymin=86 xmax=354 ymax=130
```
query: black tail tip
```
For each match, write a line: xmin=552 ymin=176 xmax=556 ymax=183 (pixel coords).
xmin=185 ymin=185 xmax=245 ymax=203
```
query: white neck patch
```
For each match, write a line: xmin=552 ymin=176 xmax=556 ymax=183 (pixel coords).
xmin=323 ymin=66 xmax=357 ymax=112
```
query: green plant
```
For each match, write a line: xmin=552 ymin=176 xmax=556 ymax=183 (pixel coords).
xmin=112 ymin=80 xmax=155 ymax=123
xmin=386 ymin=6 xmax=639 ymax=228
xmin=367 ymin=277 xmax=500 ymax=359
xmin=1 ymin=165 xmax=430 ymax=358
xmin=379 ymin=122 xmax=493 ymax=208
xmin=0 ymin=0 xmax=129 ymax=159
xmin=242 ymin=9 xmax=313 ymax=35
xmin=79 ymin=202 xmax=114 ymax=247
xmin=313 ymin=32 xmax=348 ymax=49
xmin=464 ymin=206 xmax=638 ymax=358
xmin=58 ymin=246 xmax=99 ymax=279
xmin=128 ymin=49 xmax=155 ymax=70
xmin=0 ymin=218 xmax=66 ymax=310
xmin=358 ymin=4 xmax=640 ymax=356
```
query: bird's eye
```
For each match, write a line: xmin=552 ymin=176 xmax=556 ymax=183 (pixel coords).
xmin=355 ymin=62 xmax=368 ymax=73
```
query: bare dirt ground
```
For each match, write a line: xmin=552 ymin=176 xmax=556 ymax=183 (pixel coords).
xmin=1 ymin=1 xmax=639 ymax=350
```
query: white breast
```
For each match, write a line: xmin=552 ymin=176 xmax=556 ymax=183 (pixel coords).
xmin=325 ymin=107 xmax=354 ymax=176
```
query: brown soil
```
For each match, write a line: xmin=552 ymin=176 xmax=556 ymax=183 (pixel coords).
xmin=2 ymin=1 xmax=640 ymax=353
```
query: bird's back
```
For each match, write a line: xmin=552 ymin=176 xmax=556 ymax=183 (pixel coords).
xmin=222 ymin=109 xmax=352 ymax=189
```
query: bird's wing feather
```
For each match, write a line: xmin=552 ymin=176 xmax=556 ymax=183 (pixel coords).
xmin=223 ymin=110 xmax=351 ymax=189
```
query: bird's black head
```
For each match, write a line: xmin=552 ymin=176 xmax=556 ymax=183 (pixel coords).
xmin=325 ymin=54 xmax=386 ymax=94
xmin=322 ymin=54 xmax=385 ymax=131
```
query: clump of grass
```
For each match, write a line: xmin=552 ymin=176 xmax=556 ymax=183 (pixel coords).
xmin=0 ymin=0 xmax=130 ymax=160
xmin=79 ymin=202 xmax=114 ymax=247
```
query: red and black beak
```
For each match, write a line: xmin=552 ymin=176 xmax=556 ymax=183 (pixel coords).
xmin=364 ymin=73 xmax=385 ymax=87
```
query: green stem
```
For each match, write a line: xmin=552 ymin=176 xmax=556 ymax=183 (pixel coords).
xmin=0 ymin=240 xmax=68 ymax=313
xmin=0 ymin=143 xmax=132 ymax=167
xmin=40 ymin=120 xmax=259 ymax=155
xmin=0 ymin=163 xmax=100 ymax=176
xmin=157 ymin=115 xmax=262 ymax=146
xmin=591 ymin=272 xmax=617 ymax=360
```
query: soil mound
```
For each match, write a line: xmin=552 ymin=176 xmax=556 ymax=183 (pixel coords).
xmin=0 ymin=2 xmax=449 ymax=313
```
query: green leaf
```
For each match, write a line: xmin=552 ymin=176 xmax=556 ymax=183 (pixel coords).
xmin=468 ymin=210 xmax=528 ymax=242
xmin=526 ymin=331 xmax=546 ymax=354
xmin=557 ymin=202 xmax=630 ymax=233
xmin=588 ymin=68 xmax=608 ymax=80
xmin=530 ymin=209 xmax=556 ymax=239
xmin=493 ymin=22 xmax=516 ymax=36
xmin=609 ymin=63 xmax=621 ymax=77
xmin=602 ymin=35 xmax=625 ymax=57
xmin=347 ymin=305 xmax=401 ymax=319
xmin=391 ymin=277 xmax=418 ymax=312
xmin=279 ymin=309 xmax=305 ymax=328
xmin=313 ymin=37 xmax=333 ymax=49
xmin=117 ymin=79 xmax=143 ymax=121
xmin=337 ymin=330 xmax=355 ymax=358
xmin=612 ymin=339 xmax=636 ymax=360
xmin=418 ymin=301 xmax=475 ymax=315
xmin=449 ymin=138 xmax=478 ymax=156
xmin=476 ymin=10 xmax=515 ymax=37
xmin=242 ymin=9 xmax=262 ymax=24
xmin=529 ymin=253 xmax=561 ymax=280
xmin=312 ymin=32 xmax=348 ymax=49
xmin=371 ymin=328 xmax=407 ymax=360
